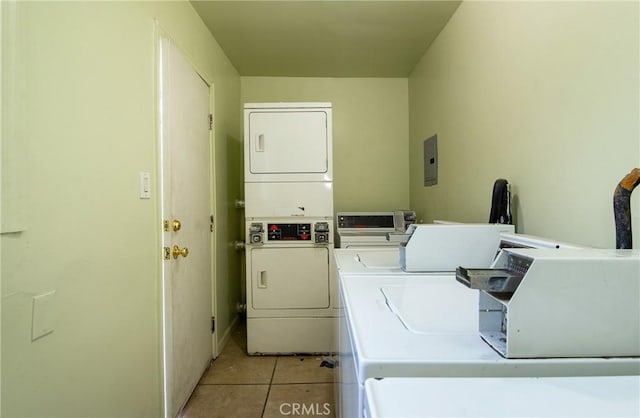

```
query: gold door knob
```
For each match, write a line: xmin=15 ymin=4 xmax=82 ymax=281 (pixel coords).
xmin=172 ymin=219 xmax=182 ymax=232
xmin=172 ymin=245 xmax=189 ymax=259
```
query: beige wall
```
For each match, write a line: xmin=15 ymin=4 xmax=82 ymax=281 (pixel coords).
xmin=241 ymin=77 xmax=410 ymax=213
xmin=409 ymin=1 xmax=639 ymax=248
xmin=0 ymin=1 xmax=241 ymax=417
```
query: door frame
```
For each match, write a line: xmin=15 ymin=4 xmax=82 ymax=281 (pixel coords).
xmin=154 ymin=22 xmax=218 ymax=418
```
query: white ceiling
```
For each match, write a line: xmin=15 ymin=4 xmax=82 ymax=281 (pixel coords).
xmin=190 ymin=1 xmax=461 ymax=77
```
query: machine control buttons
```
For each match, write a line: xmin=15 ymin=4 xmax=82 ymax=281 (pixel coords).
xmin=252 ymin=222 xmax=330 ymax=243
xmin=314 ymin=222 xmax=329 ymax=232
xmin=249 ymin=222 xmax=264 ymax=244
xmin=267 ymin=223 xmax=312 ymax=241
xmin=314 ymin=222 xmax=330 ymax=243
xmin=268 ymin=230 xmax=281 ymax=240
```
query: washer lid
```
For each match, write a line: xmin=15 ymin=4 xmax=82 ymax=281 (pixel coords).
xmin=358 ymin=250 xmax=401 ymax=269
xmin=380 ymin=283 xmax=478 ymax=334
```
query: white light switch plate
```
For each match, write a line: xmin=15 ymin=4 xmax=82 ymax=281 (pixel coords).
xmin=139 ymin=171 xmax=151 ymax=199
xmin=32 ymin=291 xmax=55 ymax=341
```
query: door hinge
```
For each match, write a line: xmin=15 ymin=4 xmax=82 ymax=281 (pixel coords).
xmin=208 ymin=114 xmax=213 ymax=131
xmin=210 ymin=215 xmax=214 ymax=232
xmin=211 ymin=316 xmax=215 ymax=333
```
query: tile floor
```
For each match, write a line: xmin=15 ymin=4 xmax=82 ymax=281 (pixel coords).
xmin=181 ymin=319 xmax=336 ymax=418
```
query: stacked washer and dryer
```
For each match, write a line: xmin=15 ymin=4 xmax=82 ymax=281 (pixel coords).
xmin=243 ymin=102 xmax=337 ymax=354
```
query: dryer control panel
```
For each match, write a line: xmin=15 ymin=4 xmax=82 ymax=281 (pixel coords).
xmin=247 ymin=221 xmax=332 ymax=245
xmin=267 ymin=223 xmax=311 ymax=241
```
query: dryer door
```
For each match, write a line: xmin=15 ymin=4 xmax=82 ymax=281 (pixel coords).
xmin=245 ymin=108 xmax=332 ymax=182
xmin=250 ymin=246 xmax=330 ymax=310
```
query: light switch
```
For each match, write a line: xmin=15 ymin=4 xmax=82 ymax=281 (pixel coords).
xmin=140 ymin=172 xmax=151 ymax=199
xmin=32 ymin=291 xmax=55 ymax=341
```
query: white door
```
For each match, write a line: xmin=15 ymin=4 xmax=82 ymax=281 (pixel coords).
xmin=159 ymin=36 xmax=213 ymax=418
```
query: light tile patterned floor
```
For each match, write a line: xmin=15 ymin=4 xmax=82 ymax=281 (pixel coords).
xmin=181 ymin=320 xmax=336 ymax=418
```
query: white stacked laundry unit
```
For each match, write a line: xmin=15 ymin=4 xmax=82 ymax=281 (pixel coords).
xmin=244 ymin=102 xmax=336 ymax=354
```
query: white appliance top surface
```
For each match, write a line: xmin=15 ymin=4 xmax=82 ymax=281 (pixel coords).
xmin=364 ymin=376 xmax=640 ymax=418
xmin=341 ymin=274 xmax=640 ymax=382
xmin=381 ymin=282 xmax=478 ymax=334
xmin=244 ymin=102 xmax=331 ymax=109
xmin=334 ymin=248 xmax=426 ymax=275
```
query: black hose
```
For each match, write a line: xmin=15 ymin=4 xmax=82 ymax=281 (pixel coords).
xmin=489 ymin=179 xmax=512 ymax=224
xmin=614 ymin=168 xmax=640 ymax=249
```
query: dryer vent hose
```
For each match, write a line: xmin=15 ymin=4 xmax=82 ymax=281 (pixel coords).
xmin=613 ymin=168 xmax=640 ymax=249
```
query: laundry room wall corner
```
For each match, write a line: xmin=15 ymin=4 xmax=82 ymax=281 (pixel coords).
xmin=408 ymin=1 xmax=639 ymax=248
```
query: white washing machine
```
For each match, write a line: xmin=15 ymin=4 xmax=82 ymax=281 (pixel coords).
xmin=338 ymin=273 xmax=640 ymax=418
xmin=336 ymin=211 xmax=415 ymax=248
xmin=332 ymin=230 xmax=577 ymax=277
xmin=333 ymin=232 xmax=591 ymax=417
xmin=334 ymin=231 xmax=592 ymax=417
xmin=364 ymin=376 xmax=640 ymax=418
